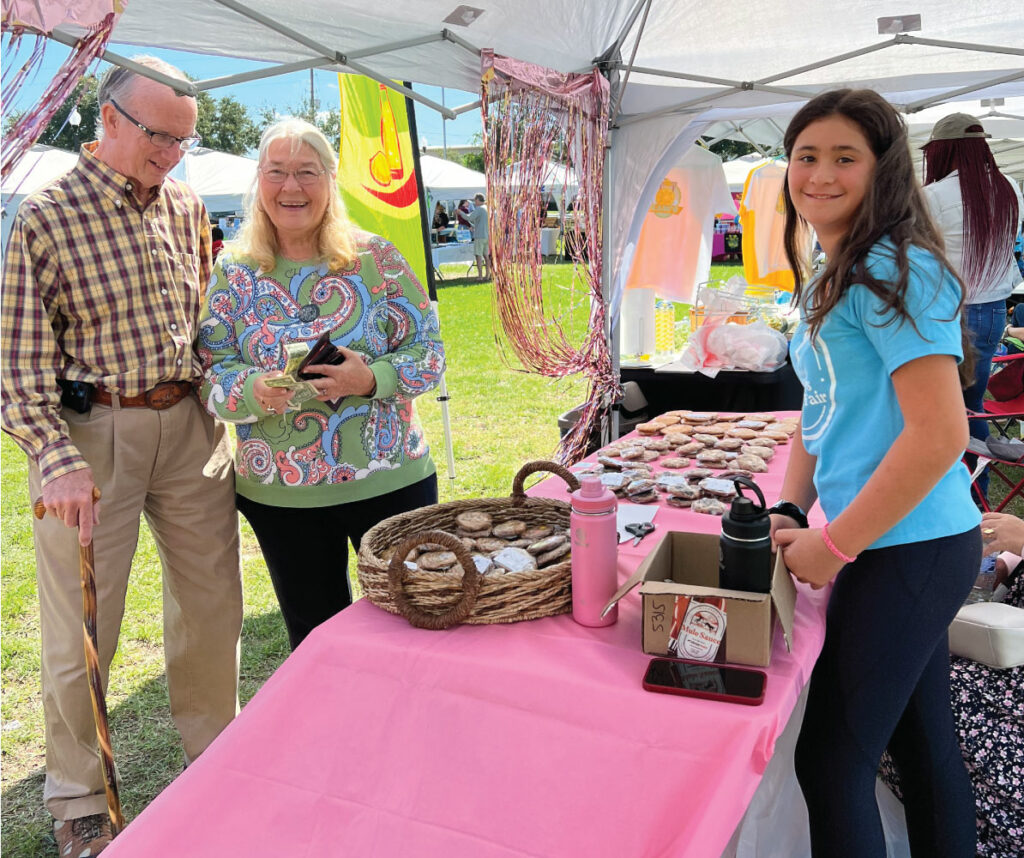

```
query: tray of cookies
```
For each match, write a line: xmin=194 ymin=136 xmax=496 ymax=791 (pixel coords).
xmin=576 ymin=410 xmax=798 ymax=515
xmin=356 ymin=461 xmax=580 ymax=629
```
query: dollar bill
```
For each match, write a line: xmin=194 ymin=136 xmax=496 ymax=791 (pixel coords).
xmin=263 ymin=341 xmax=320 ymax=404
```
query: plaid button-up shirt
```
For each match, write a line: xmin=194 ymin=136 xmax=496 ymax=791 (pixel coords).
xmin=1 ymin=142 xmax=212 ymax=485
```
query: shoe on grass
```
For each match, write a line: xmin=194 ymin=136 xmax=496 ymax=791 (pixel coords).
xmin=54 ymin=813 xmax=112 ymax=857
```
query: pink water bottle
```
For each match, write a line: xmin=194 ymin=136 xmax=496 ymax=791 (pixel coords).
xmin=570 ymin=476 xmax=619 ymax=627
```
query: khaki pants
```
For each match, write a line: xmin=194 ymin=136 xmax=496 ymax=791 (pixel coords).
xmin=28 ymin=395 xmax=242 ymax=820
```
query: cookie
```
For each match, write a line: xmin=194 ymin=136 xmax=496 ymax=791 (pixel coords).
xmin=643 ymin=438 xmax=674 ymax=452
xmin=418 ymin=550 xmax=458 ymax=571
xmin=682 ymin=411 xmax=716 ymax=424
xmin=527 ymin=534 xmax=568 ymax=556
xmin=477 ymin=536 xmax=511 ymax=552
xmin=625 ymin=490 xmax=659 ymax=504
xmin=692 ymin=433 xmax=719 ymax=446
xmin=666 ymin=496 xmax=695 ymax=508
xmin=733 ymin=453 xmax=768 ymax=473
xmin=456 ymin=511 xmax=492 ymax=532
xmin=698 ymin=477 xmax=739 ymax=498
xmin=660 ymin=457 xmax=691 ymax=469
xmin=635 ymin=421 xmax=664 ymax=435
xmin=741 ymin=444 xmax=774 ymax=461
xmin=662 ymin=423 xmax=695 ymax=437
xmin=493 ymin=520 xmax=528 ymax=539
xmin=714 ymin=437 xmax=745 ymax=450
xmin=652 ymin=414 xmax=681 ymax=426
xmin=537 ymin=542 xmax=572 ymax=566
xmin=491 ymin=546 xmax=538 ymax=573
xmin=691 ymin=497 xmax=728 ymax=515
xmin=523 ymin=525 xmax=555 ymax=541
xmin=682 ymin=468 xmax=714 ymax=482
xmin=618 ymin=445 xmax=645 ymax=461
xmin=665 ymin=482 xmax=701 ymax=500
xmin=748 ymin=436 xmax=778 ymax=448
xmin=674 ymin=440 xmax=706 ymax=456
xmin=726 ymin=427 xmax=759 ymax=440
xmin=696 ymin=448 xmax=728 ymax=464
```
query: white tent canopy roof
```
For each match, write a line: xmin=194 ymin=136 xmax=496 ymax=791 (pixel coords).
xmin=419 ymin=154 xmax=486 ymax=203
xmin=48 ymin=0 xmax=1024 ymax=316
xmin=169 ymin=146 xmax=257 ymax=215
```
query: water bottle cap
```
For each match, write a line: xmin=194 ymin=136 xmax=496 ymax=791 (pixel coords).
xmin=572 ymin=476 xmax=616 ymax=513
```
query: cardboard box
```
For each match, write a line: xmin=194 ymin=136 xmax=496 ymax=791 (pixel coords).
xmin=605 ymin=531 xmax=797 ymax=667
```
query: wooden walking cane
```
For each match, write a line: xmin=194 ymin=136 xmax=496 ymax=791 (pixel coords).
xmin=33 ymin=487 xmax=126 ymax=835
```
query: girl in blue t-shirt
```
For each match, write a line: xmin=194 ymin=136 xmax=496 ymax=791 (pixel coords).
xmin=771 ymin=89 xmax=981 ymax=857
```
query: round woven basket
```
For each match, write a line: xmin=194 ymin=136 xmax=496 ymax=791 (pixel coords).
xmin=357 ymin=461 xmax=579 ymax=629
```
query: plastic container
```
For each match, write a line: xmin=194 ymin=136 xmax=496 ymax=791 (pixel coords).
xmin=570 ymin=477 xmax=619 ymax=626
xmin=719 ymin=476 xmax=772 ymax=593
xmin=966 ymin=554 xmax=998 ymax=604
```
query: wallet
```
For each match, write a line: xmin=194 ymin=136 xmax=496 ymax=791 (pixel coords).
xmin=298 ymin=331 xmax=345 ymax=409
xmin=297 ymin=331 xmax=345 ymax=380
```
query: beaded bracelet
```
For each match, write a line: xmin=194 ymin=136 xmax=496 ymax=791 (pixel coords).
xmin=822 ymin=523 xmax=857 ymax=564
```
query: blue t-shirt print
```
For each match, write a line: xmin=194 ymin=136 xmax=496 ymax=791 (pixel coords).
xmin=793 ymin=328 xmax=836 ymax=445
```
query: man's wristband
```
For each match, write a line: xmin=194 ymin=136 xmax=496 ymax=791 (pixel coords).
xmin=767 ymin=500 xmax=809 ymax=529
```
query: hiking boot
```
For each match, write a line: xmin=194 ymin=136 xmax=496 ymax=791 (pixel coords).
xmin=53 ymin=813 xmax=112 ymax=857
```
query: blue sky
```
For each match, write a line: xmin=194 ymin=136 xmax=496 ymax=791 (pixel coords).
xmin=6 ymin=41 xmax=483 ymax=153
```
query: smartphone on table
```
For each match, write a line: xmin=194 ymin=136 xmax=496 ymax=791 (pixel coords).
xmin=642 ymin=657 xmax=766 ymax=706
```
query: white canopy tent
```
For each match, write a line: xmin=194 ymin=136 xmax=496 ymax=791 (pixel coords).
xmin=1 ymin=144 xmax=258 ymax=255
xmin=48 ymin=0 xmax=1022 ymax=322
xmin=418 ymin=153 xmax=486 ymax=209
xmin=1 ymin=144 xmax=78 ymax=255
xmin=169 ymin=146 xmax=257 ymax=216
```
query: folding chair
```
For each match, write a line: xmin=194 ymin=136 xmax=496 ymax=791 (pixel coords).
xmin=965 ymin=352 xmax=1024 ymax=511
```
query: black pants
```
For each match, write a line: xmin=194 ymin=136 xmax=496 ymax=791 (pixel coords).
xmin=237 ymin=474 xmax=438 ymax=650
xmin=795 ymin=527 xmax=980 ymax=857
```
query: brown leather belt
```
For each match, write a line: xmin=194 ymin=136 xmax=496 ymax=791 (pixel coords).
xmin=92 ymin=381 xmax=194 ymax=410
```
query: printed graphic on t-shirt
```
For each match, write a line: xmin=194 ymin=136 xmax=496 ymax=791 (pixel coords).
xmin=792 ymin=331 xmax=836 ymax=443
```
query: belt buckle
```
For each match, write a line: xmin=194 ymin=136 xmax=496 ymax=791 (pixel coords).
xmin=145 ymin=382 xmax=184 ymax=410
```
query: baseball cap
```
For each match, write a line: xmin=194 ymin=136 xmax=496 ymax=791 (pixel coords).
xmin=925 ymin=112 xmax=992 ymax=143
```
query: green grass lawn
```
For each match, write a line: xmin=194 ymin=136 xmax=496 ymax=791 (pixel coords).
xmin=0 ymin=262 xmax=598 ymax=856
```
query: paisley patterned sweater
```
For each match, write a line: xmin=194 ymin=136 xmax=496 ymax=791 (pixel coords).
xmin=198 ymin=232 xmax=444 ymax=508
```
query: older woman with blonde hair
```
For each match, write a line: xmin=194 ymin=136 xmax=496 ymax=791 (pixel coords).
xmin=199 ymin=118 xmax=445 ymax=649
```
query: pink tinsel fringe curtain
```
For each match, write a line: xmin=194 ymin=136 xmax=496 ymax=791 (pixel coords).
xmin=480 ymin=51 xmax=619 ymax=465
xmin=2 ymin=3 xmax=122 ymax=182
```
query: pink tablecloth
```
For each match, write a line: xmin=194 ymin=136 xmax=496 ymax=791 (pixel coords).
xmin=105 ymin=414 xmax=827 ymax=858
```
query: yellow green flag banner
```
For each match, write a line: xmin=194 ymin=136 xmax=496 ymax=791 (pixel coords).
xmin=337 ymin=74 xmax=431 ymax=292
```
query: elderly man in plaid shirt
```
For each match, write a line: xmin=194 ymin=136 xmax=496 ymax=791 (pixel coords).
xmin=1 ymin=58 xmax=242 ymax=857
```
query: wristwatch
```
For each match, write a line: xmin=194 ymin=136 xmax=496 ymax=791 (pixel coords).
xmin=767 ymin=500 xmax=809 ymax=529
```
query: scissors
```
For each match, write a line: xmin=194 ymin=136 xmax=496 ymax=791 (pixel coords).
xmin=625 ymin=521 xmax=656 ymax=546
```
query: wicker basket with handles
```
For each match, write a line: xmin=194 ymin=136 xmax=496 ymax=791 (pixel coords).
xmin=356 ymin=461 xmax=579 ymax=629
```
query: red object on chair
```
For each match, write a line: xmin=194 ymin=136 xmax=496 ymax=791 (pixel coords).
xmin=965 ymin=353 xmax=1024 ymax=511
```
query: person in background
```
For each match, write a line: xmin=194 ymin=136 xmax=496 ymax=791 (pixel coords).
xmin=432 ymin=201 xmax=450 ymax=231
xmin=468 ymin=191 xmax=490 ymax=280
xmin=199 ymin=118 xmax=445 ymax=651
xmin=1 ymin=57 xmax=242 ymax=857
xmin=771 ymin=89 xmax=980 ymax=857
xmin=455 ymin=198 xmax=472 ymax=230
xmin=211 ymin=225 xmax=225 ymax=261
xmin=922 ymin=113 xmax=1024 ymax=504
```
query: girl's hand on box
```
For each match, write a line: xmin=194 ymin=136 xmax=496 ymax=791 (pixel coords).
xmin=774 ymin=528 xmax=844 ymax=590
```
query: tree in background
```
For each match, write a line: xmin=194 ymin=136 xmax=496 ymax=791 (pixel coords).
xmin=2 ymin=74 xmax=101 ymax=153
xmin=257 ymin=95 xmax=340 ymax=149
xmin=195 ymin=92 xmax=260 ymax=154
xmin=705 ymin=138 xmax=759 ymax=161
xmin=5 ymin=73 xmax=261 ymax=156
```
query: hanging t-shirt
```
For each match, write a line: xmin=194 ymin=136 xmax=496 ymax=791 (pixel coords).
xmin=625 ymin=146 xmax=736 ymax=303
xmin=739 ymin=161 xmax=802 ymax=291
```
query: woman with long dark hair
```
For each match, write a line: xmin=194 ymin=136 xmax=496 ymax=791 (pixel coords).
xmin=771 ymin=89 xmax=981 ymax=856
xmin=923 ymin=114 xmax=1024 ymax=502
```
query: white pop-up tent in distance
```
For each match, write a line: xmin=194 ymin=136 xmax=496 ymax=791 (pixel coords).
xmin=1 ymin=144 xmax=258 ymax=256
xmin=418 ymin=153 xmax=486 ymax=210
